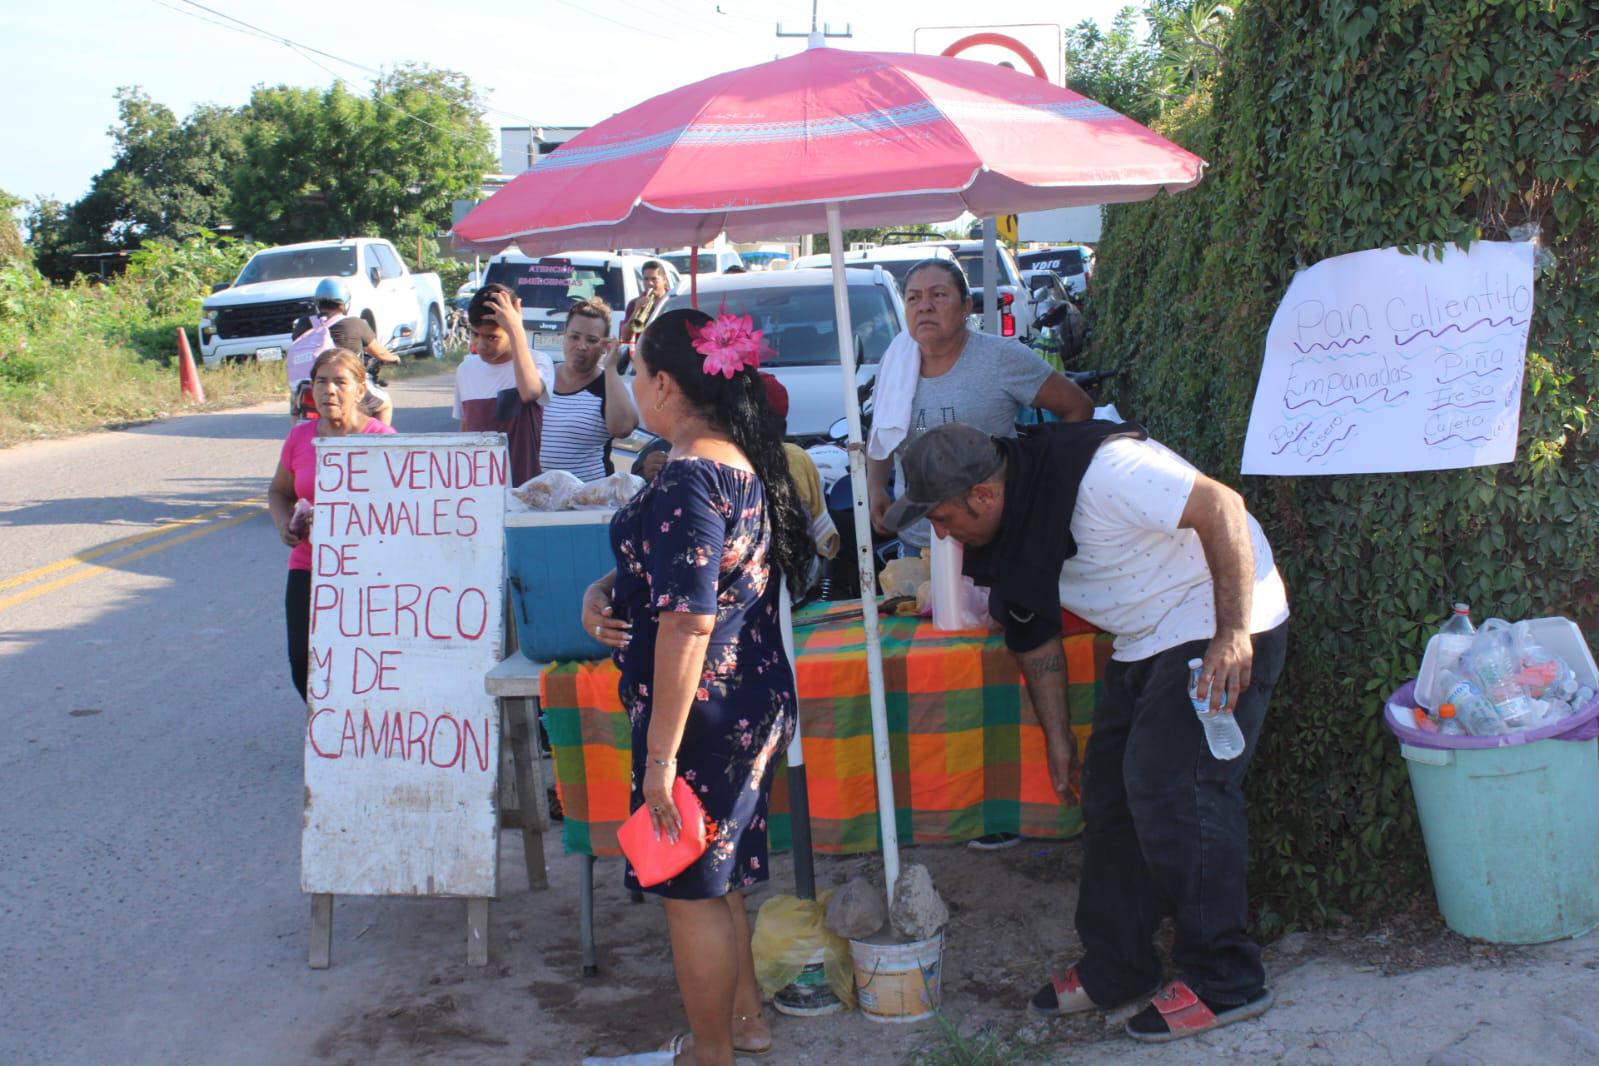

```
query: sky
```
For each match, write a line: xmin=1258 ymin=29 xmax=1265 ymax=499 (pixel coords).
xmin=3 ymin=0 xmax=1134 ymax=207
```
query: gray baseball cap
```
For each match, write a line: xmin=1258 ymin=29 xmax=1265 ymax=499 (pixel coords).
xmin=882 ymin=423 xmax=1004 ymax=532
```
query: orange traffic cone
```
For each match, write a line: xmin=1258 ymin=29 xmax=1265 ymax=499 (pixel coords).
xmin=177 ymin=327 xmax=206 ymax=403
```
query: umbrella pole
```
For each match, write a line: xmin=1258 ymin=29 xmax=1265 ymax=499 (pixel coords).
xmin=690 ymin=244 xmax=699 ymax=310
xmin=824 ymin=203 xmax=901 ymax=910
xmin=778 ymin=580 xmax=816 ymax=901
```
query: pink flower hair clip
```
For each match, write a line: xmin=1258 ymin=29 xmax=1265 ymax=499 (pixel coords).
xmin=686 ymin=308 xmax=771 ymax=379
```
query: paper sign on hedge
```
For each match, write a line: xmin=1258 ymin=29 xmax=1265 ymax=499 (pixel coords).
xmin=1242 ymin=242 xmax=1535 ymax=476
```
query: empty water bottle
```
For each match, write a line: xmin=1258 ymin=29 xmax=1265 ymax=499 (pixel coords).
xmin=1436 ymin=704 xmax=1465 ymax=736
xmin=1435 ymin=669 xmax=1507 ymax=736
xmin=1423 ymin=603 xmax=1476 ymax=707
xmin=1460 ymin=626 xmax=1543 ymax=729
xmin=1188 ymin=658 xmax=1245 ymax=760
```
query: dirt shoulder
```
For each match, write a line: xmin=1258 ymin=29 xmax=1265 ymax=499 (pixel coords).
xmin=300 ymin=828 xmax=1599 ymax=1065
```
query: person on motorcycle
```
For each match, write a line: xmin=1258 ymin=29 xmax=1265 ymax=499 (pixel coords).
xmin=290 ymin=278 xmax=399 ymax=425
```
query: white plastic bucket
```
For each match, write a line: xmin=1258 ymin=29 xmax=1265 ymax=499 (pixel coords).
xmin=849 ymin=932 xmax=944 ymax=1023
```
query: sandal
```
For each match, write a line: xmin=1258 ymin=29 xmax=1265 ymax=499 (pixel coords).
xmin=732 ymin=1012 xmax=772 ymax=1056
xmin=659 ymin=1028 xmax=772 ymax=1059
xmin=658 ymin=1033 xmax=687 ymax=1063
xmin=1124 ymin=980 xmax=1274 ymax=1043
xmin=1028 ymin=964 xmax=1157 ymax=1018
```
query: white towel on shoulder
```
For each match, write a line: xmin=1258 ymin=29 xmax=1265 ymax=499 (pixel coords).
xmin=866 ymin=329 xmax=922 ymax=460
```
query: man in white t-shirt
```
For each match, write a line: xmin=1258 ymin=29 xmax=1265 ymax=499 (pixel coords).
xmin=884 ymin=421 xmax=1290 ymax=1045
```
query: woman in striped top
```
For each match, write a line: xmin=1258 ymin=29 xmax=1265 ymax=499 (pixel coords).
xmin=540 ymin=297 xmax=640 ymax=482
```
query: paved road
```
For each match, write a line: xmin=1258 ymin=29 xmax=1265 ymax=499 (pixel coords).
xmin=0 ymin=376 xmax=530 ymax=1064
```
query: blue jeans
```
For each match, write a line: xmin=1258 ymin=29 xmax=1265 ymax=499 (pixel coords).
xmin=1073 ymin=622 xmax=1288 ymax=1008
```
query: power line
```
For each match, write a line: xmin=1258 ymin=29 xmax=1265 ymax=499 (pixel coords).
xmin=156 ymin=0 xmax=540 ymax=137
xmin=546 ymin=0 xmax=674 ymax=41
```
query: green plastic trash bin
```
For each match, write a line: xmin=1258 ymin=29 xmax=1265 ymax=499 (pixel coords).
xmin=1389 ymin=680 xmax=1599 ymax=944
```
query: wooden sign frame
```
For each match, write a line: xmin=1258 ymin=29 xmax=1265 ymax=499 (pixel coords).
xmin=300 ymin=433 xmax=507 ymax=967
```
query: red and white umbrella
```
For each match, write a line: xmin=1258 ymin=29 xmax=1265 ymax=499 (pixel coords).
xmin=459 ymin=43 xmax=1205 ymax=906
xmin=455 ymin=46 xmax=1203 ymax=255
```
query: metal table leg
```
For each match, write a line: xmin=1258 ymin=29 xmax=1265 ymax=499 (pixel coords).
xmin=580 ymin=853 xmax=598 ymax=975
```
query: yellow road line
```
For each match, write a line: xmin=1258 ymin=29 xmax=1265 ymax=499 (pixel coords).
xmin=0 ymin=497 xmax=264 ymax=594
xmin=0 ymin=504 xmax=267 ymax=613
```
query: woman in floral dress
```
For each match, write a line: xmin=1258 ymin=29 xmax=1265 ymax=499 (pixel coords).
xmin=581 ymin=308 xmax=812 ymax=1066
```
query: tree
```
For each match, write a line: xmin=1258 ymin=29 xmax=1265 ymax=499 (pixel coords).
xmin=0 ymin=189 xmax=26 ymax=268
xmin=1063 ymin=7 xmax=1161 ymax=124
xmin=229 ymin=64 xmax=495 ymax=246
xmin=27 ymin=88 xmax=247 ymax=280
xmin=23 ymin=197 xmax=81 ymax=281
xmin=1064 ymin=2 xmax=1234 ymax=124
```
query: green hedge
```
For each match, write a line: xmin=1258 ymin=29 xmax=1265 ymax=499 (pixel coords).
xmin=1088 ymin=0 xmax=1598 ymax=928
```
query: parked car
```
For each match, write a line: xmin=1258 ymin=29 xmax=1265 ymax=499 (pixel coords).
xmin=657 ymin=247 xmax=746 ymax=277
xmin=658 ymin=267 xmax=906 ymax=438
xmin=789 ymin=244 xmax=960 ymax=294
xmin=198 ymin=238 xmax=446 ymax=366
xmin=479 ymin=250 xmax=680 ymax=357
xmin=1017 ymin=245 xmax=1094 ymax=298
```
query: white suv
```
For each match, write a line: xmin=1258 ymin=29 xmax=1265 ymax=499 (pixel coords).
xmin=479 ymin=250 xmax=680 ymax=356
xmin=658 ymin=247 xmax=746 ymax=276
xmin=789 ymin=244 xmax=959 ymax=294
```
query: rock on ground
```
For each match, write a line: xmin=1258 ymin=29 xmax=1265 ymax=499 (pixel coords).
xmin=889 ymin=863 xmax=949 ymax=940
xmin=824 ymin=875 xmax=887 ymax=940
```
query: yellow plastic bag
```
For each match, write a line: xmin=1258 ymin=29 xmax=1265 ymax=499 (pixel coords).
xmin=879 ymin=555 xmax=930 ymax=600
xmin=751 ymin=891 xmax=856 ymax=1009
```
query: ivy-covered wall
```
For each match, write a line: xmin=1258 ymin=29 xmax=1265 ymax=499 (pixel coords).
xmin=1089 ymin=1 xmax=1598 ymax=927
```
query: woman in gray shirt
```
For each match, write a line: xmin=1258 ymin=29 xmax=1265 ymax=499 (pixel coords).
xmin=867 ymin=259 xmax=1093 ymax=550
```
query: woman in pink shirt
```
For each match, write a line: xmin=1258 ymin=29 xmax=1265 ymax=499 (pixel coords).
xmin=267 ymin=349 xmax=396 ymax=701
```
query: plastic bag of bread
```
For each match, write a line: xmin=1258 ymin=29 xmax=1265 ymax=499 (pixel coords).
xmin=572 ymin=470 xmax=647 ymax=509
xmin=879 ymin=554 xmax=930 ymax=599
xmin=511 ymin=469 xmax=583 ymax=511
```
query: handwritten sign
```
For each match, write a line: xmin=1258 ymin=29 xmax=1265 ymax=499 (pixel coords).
xmin=1241 ymin=242 xmax=1535 ymax=475
xmin=301 ymin=433 xmax=507 ymax=898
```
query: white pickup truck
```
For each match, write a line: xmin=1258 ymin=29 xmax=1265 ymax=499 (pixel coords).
xmin=198 ymin=238 xmax=447 ymax=367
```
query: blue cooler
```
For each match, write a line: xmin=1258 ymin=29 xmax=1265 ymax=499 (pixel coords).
xmin=505 ymin=508 xmax=616 ymax=662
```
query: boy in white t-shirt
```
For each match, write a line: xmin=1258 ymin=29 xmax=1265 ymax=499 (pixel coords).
xmin=884 ymin=421 xmax=1290 ymax=1045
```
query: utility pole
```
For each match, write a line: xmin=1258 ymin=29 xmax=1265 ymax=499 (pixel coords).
xmin=779 ymin=2 xmax=851 ymax=257
xmin=775 ymin=0 xmax=851 ymax=50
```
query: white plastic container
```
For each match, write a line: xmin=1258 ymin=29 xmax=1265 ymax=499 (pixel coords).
xmin=928 ymin=531 xmax=965 ymax=632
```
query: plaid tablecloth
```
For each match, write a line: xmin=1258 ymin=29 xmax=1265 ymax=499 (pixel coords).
xmin=540 ymin=602 xmax=1113 ymax=857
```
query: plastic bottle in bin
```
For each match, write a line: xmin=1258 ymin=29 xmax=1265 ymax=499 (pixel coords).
xmin=1459 ymin=623 xmax=1543 ymax=729
xmin=1188 ymin=658 xmax=1245 ymax=760
xmin=1434 ymin=669 xmax=1507 ymax=736
xmin=1436 ymin=704 xmax=1465 ymax=736
xmin=1422 ymin=603 xmax=1475 ymax=706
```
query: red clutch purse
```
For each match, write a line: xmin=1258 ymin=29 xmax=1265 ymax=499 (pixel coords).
xmin=617 ymin=777 xmax=713 ymax=887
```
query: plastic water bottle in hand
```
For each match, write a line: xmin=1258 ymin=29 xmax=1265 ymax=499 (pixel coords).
xmin=1188 ymin=658 xmax=1245 ymax=760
